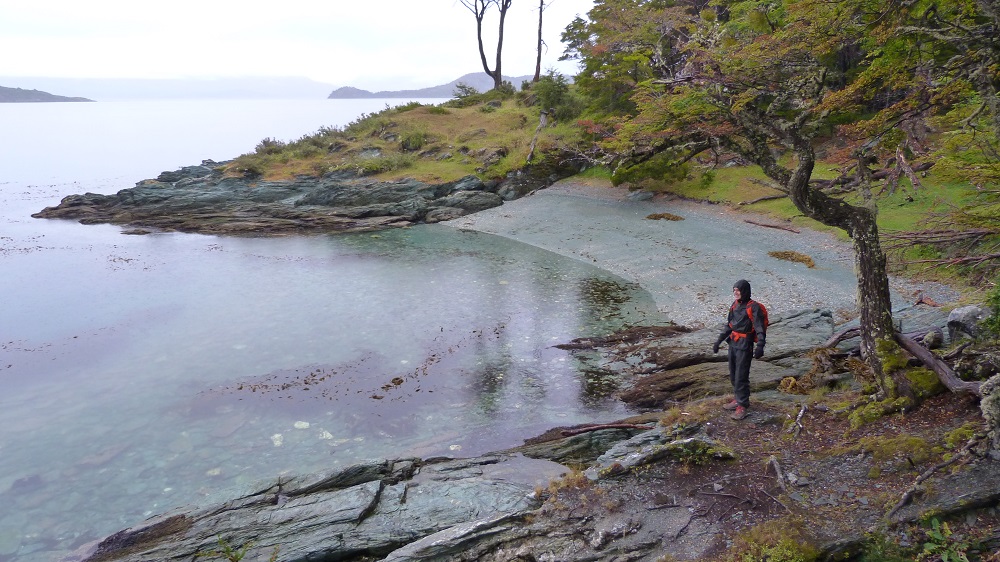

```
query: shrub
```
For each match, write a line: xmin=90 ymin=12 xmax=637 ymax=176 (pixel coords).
xmin=351 ymin=153 xmax=414 ymax=176
xmin=395 ymin=101 xmax=423 ymax=112
xmin=917 ymin=518 xmax=970 ymax=562
xmin=729 ymin=518 xmax=820 ymax=562
xmin=534 ymin=70 xmax=569 ymax=113
xmin=254 ymin=137 xmax=286 ymax=155
xmin=495 ymin=80 xmax=517 ymax=96
xmin=856 ymin=532 xmax=912 ymax=562
xmin=400 ymin=130 xmax=428 ymax=151
xmin=289 ymin=143 xmax=324 ymax=159
xmin=980 ymin=277 xmax=1000 ymax=339
xmin=453 ymin=82 xmax=479 ymax=99
xmin=426 ymin=106 xmax=450 ymax=115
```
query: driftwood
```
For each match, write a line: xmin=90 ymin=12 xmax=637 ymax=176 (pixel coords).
xmin=560 ymin=423 xmax=655 ymax=437
xmin=823 ymin=326 xmax=861 ymax=348
xmin=886 ymin=434 xmax=984 ymax=522
xmin=894 ymin=333 xmax=982 ymax=397
xmin=826 ymin=327 xmax=941 ymax=349
xmin=767 ymin=455 xmax=788 ymax=493
xmin=740 ymin=194 xmax=786 ymax=206
xmin=525 ymin=109 xmax=552 ymax=164
xmin=744 ymin=219 xmax=800 ymax=234
xmin=787 ymin=404 xmax=807 ymax=439
xmin=943 ymin=342 xmax=972 ymax=360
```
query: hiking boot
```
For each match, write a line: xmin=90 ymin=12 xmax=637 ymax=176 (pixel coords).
xmin=722 ymin=400 xmax=739 ymax=411
xmin=730 ymin=406 xmax=748 ymax=420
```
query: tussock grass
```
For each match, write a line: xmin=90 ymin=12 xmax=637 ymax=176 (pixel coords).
xmin=224 ymin=97 xmax=555 ymax=184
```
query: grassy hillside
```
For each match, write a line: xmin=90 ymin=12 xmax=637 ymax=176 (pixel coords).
xmin=225 ymin=91 xmax=987 ymax=297
xmin=225 ymin=95 xmax=582 ymax=184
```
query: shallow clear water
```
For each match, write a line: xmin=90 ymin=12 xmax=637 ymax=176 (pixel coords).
xmin=0 ymin=99 xmax=660 ymax=560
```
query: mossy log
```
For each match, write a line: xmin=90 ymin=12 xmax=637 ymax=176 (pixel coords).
xmin=894 ymin=333 xmax=982 ymax=397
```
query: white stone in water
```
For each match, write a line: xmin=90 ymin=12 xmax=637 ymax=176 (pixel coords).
xmin=449 ymin=444 xmax=462 ymax=451
xmin=271 ymin=434 xmax=284 ymax=447
xmin=294 ymin=421 xmax=310 ymax=429
xmin=206 ymin=468 xmax=222 ymax=476
xmin=318 ymin=430 xmax=333 ymax=440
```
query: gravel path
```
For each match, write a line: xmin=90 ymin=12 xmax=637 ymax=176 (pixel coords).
xmin=445 ymin=181 xmax=959 ymax=328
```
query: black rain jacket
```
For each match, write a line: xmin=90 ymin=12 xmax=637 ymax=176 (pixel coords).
xmin=717 ymin=299 xmax=767 ymax=351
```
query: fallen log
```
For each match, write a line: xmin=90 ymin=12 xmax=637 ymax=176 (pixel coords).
xmin=740 ymin=194 xmax=786 ymax=206
xmin=823 ymin=327 xmax=860 ymax=348
xmin=744 ymin=219 xmax=800 ymax=233
xmin=894 ymin=333 xmax=982 ymax=397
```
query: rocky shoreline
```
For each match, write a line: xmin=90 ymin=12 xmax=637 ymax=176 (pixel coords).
xmin=43 ymin=169 xmax=1000 ymax=561
xmin=31 ymin=162 xmax=563 ymax=236
xmin=63 ymin=306 xmax=1000 ymax=562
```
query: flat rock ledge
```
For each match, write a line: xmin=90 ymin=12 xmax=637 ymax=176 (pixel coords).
xmin=62 ymin=455 xmax=566 ymax=562
xmin=63 ymin=306 xmax=1000 ymax=562
xmin=31 ymin=162 xmax=564 ymax=235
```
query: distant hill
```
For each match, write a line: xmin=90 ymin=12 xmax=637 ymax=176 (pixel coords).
xmin=328 ymin=72 xmax=535 ymax=99
xmin=0 ymin=77 xmax=337 ymax=101
xmin=0 ymin=85 xmax=92 ymax=103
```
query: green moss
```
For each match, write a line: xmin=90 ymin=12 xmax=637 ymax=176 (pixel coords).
xmin=848 ymin=397 xmax=910 ymax=430
xmin=661 ymin=438 xmax=735 ymax=465
xmin=875 ymin=338 xmax=909 ymax=374
xmin=858 ymin=434 xmax=933 ymax=465
xmin=904 ymin=367 xmax=945 ymax=399
xmin=729 ymin=517 xmax=820 ymax=562
xmin=943 ymin=422 xmax=980 ymax=449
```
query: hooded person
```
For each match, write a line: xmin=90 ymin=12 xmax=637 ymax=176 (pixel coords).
xmin=713 ymin=279 xmax=766 ymax=420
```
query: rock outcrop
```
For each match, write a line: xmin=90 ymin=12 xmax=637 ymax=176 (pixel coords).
xmin=63 ymin=455 xmax=567 ymax=562
xmin=62 ymin=306 xmax=1000 ymax=562
xmin=32 ymin=165 xmax=516 ymax=235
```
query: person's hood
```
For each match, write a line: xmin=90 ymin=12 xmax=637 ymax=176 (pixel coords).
xmin=734 ymin=279 xmax=751 ymax=303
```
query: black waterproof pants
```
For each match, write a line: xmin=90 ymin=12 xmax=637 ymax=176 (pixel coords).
xmin=728 ymin=345 xmax=752 ymax=408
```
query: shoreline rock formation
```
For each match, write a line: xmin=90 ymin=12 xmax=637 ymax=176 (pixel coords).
xmin=32 ymin=162 xmax=564 ymax=236
xmin=63 ymin=307 xmax=1000 ymax=562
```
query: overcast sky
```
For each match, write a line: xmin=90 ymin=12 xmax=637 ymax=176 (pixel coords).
xmin=0 ymin=0 xmax=593 ymax=90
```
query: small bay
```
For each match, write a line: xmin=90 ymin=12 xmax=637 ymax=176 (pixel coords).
xmin=0 ymin=99 xmax=662 ymax=561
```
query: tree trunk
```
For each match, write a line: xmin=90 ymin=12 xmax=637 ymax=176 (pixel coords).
xmin=895 ymin=334 xmax=982 ymax=397
xmin=461 ymin=0 xmax=510 ymax=91
xmin=782 ymin=139 xmax=897 ymax=392
xmin=493 ymin=0 xmax=512 ymax=90
xmin=533 ymin=0 xmax=545 ymax=82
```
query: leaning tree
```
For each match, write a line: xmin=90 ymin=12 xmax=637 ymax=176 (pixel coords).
xmin=580 ymin=0 xmax=983 ymax=400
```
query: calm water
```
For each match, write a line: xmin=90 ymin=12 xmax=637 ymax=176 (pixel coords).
xmin=0 ymin=99 xmax=661 ymax=560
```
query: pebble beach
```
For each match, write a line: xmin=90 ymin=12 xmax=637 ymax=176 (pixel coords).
xmin=447 ymin=180 xmax=960 ymax=328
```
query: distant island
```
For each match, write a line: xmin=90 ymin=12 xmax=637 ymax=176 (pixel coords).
xmin=0 ymin=85 xmax=93 ymax=103
xmin=0 ymin=77 xmax=338 ymax=101
xmin=328 ymin=72 xmax=534 ymax=99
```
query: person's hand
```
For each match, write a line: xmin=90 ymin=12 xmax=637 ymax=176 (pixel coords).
xmin=713 ymin=341 xmax=720 ymax=354
xmin=753 ymin=345 xmax=764 ymax=359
